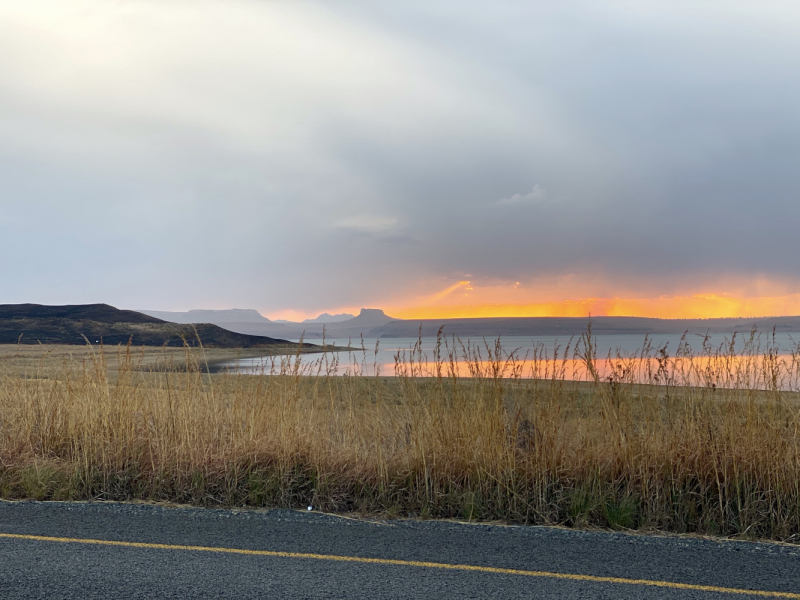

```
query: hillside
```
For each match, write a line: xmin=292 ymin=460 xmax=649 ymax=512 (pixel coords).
xmin=0 ymin=304 xmax=306 ymax=348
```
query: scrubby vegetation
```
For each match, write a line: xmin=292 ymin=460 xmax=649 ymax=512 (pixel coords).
xmin=1 ymin=329 xmax=800 ymax=542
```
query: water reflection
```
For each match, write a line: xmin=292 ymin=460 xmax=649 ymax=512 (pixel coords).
xmin=219 ymin=332 xmax=800 ymax=391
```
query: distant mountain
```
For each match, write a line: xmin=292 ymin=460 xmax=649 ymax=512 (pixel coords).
xmin=298 ymin=308 xmax=395 ymax=339
xmin=342 ymin=308 xmax=394 ymax=327
xmin=0 ymin=304 xmax=305 ymax=348
xmin=302 ymin=312 xmax=356 ymax=324
xmin=200 ymin=308 xmax=397 ymax=339
xmin=206 ymin=309 xmax=800 ymax=340
xmin=20 ymin=302 xmax=793 ymax=349
xmin=140 ymin=308 xmax=271 ymax=324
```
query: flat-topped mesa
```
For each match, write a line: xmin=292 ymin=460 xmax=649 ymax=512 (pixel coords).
xmin=349 ymin=308 xmax=394 ymax=324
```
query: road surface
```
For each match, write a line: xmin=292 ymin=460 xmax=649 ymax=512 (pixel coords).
xmin=1 ymin=501 xmax=798 ymax=599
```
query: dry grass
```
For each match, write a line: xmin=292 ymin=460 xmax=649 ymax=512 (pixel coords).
xmin=0 ymin=344 xmax=314 ymax=379
xmin=1 ymin=330 xmax=800 ymax=542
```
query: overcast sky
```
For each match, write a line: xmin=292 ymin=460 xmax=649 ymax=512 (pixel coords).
xmin=2 ymin=1 xmax=799 ymax=319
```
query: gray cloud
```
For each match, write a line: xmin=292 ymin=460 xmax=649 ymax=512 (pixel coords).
xmin=494 ymin=185 xmax=548 ymax=206
xmin=333 ymin=215 xmax=399 ymax=234
xmin=1 ymin=1 xmax=799 ymax=313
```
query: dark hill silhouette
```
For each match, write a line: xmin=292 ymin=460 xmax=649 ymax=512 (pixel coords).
xmin=0 ymin=303 xmax=307 ymax=348
xmin=0 ymin=303 xmax=162 ymax=324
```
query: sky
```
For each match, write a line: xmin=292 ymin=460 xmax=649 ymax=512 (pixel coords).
xmin=2 ymin=1 xmax=799 ymax=321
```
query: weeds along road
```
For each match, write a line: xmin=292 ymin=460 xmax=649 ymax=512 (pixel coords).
xmin=1 ymin=501 xmax=798 ymax=599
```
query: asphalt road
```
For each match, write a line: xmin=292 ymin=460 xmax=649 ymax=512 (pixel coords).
xmin=1 ymin=501 xmax=798 ymax=599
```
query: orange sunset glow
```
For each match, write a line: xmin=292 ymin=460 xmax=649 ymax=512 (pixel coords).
xmin=390 ymin=294 xmax=800 ymax=320
xmin=381 ymin=280 xmax=800 ymax=321
xmin=266 ymin=281 xmax=800 ymax=322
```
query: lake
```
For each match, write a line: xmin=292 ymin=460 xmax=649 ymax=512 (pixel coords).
xmin=218 ymin=332 xmax=800 ymax=389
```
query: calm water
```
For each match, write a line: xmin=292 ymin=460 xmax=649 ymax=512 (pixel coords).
xmin=219 ymin=332 xmax=800 ymax=388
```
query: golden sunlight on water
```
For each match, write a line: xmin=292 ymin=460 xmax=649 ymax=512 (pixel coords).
xmin=231 ymin=354 xmax=800 ymax=391
xmin=226 ymin=333 xmax=800 ymax=392
xmin=387 ymin=354 xmax=799 ymax=390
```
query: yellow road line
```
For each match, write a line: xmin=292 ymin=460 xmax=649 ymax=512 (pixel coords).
xmin=1 ymin=532 xmax=798 ymax=598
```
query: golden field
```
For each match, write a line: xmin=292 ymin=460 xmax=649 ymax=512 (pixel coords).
xmin=1 ymin=331 xmax=799 ymax=542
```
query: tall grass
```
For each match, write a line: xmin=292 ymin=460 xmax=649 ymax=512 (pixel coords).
xmin=1 ymin=329 xmax=799 ymax=542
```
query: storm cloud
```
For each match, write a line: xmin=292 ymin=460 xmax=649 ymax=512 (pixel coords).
xmin=2 ymin=1 xmax=799 ymax=315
